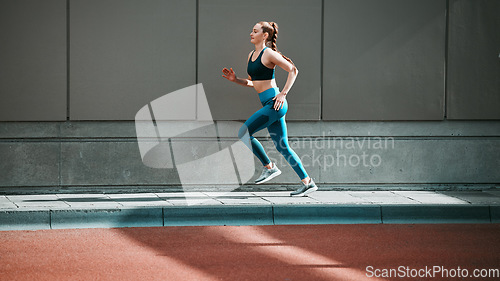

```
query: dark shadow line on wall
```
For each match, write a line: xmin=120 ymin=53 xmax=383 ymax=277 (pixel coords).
xmin=196 ymin=0 xmax=199 ymax=85
xmin=444 ymin=0 xmax=449 ymax=120
xmin=66 ymin=0 xmax=71 ymax=121
xmin=195 ymin=0 xmax=199 ymax=120
xmin=320 ymin=0 xmax=324 ymax=120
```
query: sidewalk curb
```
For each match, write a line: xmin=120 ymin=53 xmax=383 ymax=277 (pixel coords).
xmin=1 ymin=204 xmax=499 ymax=231
xmin=381 ymin=205 xmax=492 ymax=224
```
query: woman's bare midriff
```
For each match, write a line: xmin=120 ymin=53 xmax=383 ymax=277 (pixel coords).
xmin=253 ymin=79 xmax=278 ymax=93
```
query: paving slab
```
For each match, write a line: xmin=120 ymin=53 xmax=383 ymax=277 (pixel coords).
xmin=156 ymin=192 xmax=219 ymax=205
xmin=56 ymin=194 xmax=108 ymax=200
xmin=250 ymin=191 xmax=291 ymax=197
xmin=307 ymin=191 xmax=370 ymax=204
xmin=214 ymin=197 xmax=272 ymax=205
xmin=55 ymin=194 xmax=123 ymax=209
xmin=166 ymin=198 xmax=224 ymax=206
xmin=202 ymin=192 xmax=256 ymax=198
xmin=0 ymin=203 xmax=18 ymax=210
xmin=60 ymin=202 xmax=123 ymax=209
xmin=347 ymin=191 xmax=420 ymax=204
xmin=109 ymin=200 xmax=173 ymax=207
xmin=106 ymin=193 xmax=160 ymax=198
xmin=6 ymin=195 xmax=71 ymax=209
xmin=393 ymin=191 xmax=470 ymax=204
xmin=56 ymin=194 xmax=110 ymax=199
xmin=203 ymin=192 xmax=272 ymax=205
xmin=438 ymin=191 xmax=500 ymax=204
xmin=484 ymin=190 xmax=500 ymax=196
xmin=155 ymin=192 xmax=208 ymax=198
xmin=0 ymin=197 xmax=18 ymax=209
xmin=260 ymin=195 xmax=321 ymax=205
xmin=107 ymin=193 xmax=174 ymax=207
xmin=7 ymin=194 xmax=61 ymax=202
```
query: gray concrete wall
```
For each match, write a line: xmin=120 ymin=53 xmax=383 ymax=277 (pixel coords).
xmin=70 ymin=0 xmax=196 ymax=120
xmin=446 ymin=0 xmax=500 ymax=119
xmin=323 ymin=0 xmax=446 ymax=120
xmin=0 ymin=0 xmax=67 ymax=121
xmin=0 ymin=121 xmax=499 ymax=194
xmin=1 ymin=0 xmax=498 ymax=121
xmin=1 ymin=0 xmax=499 ymax=193
xmin=198 ymin=0 xmax=322 ymax=120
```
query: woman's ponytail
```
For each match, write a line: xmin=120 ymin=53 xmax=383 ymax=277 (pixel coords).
xmin=260 ymin=21 xmax=295 ymax=66
xmin=269 ymin=22 xmax=278 ymax=51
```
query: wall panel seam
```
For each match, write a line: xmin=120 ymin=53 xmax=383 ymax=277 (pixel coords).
xmin=66 ymin=0 xmax=71 ymax=120
xmin=444 ymin=0 xmax=450 ymax=119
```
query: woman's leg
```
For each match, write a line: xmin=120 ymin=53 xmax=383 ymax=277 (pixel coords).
xmin=267 ymin=116 xmax=309 ymax=180
xmin=238 ymin=104 xmax=283 ymax=166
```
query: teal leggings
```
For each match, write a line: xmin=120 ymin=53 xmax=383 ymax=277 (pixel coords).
xmin=238 ymin=87 xmax=309 ymax=180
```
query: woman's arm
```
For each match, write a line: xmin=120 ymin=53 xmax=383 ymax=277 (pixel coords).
xmin=268 ymin=50 xmax=299 ymax=110
xmin=282 ymin=66 xmax=298 ymax=94
xmin=268 ymin=51 xmax=298 ymax=95
xmin=222 ymin=68 xmax=254 ymax=87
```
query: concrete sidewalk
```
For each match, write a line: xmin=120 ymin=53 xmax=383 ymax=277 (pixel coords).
xmin=1 ymin=190 xmax=500 ymax=231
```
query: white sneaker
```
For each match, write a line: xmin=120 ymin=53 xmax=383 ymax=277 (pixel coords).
xmin=290 ymin=178 xmax=318 ymax=197
xmin=255 ymin=163 xmax=281 ymax=184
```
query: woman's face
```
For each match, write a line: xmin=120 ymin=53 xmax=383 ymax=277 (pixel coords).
xmin=250 ymin=24 xmax=267 ymax=44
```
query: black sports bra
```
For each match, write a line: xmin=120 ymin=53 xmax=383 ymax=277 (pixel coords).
xmin=247 ymin=47 xmax=275 ymax=81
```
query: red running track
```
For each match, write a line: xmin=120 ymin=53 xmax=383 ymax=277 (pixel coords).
xmin=1 ymin=224 xmax=500 ymax=281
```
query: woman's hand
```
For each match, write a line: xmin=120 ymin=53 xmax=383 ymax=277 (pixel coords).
xmin=222 ymin=68 xmax=236 ymax=82
xmin=272 ymin=92 xmax=287 ymax=111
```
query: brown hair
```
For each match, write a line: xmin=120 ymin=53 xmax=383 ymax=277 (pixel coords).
xmin=258 ymin=21 xmax=294 ymax=66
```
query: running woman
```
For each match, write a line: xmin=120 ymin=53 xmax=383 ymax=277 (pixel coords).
xmin=222 ymin=21 xmax=317 ymax=197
